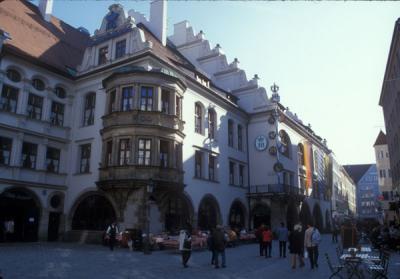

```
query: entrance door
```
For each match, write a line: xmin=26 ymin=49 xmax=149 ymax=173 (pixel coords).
xmin=47 ymin=212 xmax=60 ymax=241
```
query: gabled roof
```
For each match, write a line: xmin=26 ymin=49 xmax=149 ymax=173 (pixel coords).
xmin=0 ymin=0 xmax=90 ymax=76
xmin=343 ymin=164 xmax=373 ymax=184
xmin=373 ymin=130 xmax=387 ymax=146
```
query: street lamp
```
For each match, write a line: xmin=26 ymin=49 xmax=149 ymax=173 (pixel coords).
xmin=143 ymin=178 xmax=154 ymax=255
xmin=270 ymin=83 xmax=283 ymax=189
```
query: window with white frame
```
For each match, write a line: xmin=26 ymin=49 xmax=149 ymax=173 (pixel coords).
xmin=140 ymin=87 xmax=153 ymax=111
xmin=83 ymin=93 xmax=96 ymax=126
xmin=195 ymin=103 xmax=203 ymax=134
xmin=208 ymin=109 xmax=216 ymax=139
xmin=50 ymin=101 xmax=64 ymax=126
xmin=118 ymin=139 xmax=131 ymax=166
xmin=27 ymin=93 xmax=43 ymax=120
xmin=105 ymin=140 xmax=112 ymax=166
xmin=108 ymin=90 xmax=116 ymax=114
xmin=229 ymin=161 xmax=235 ymax=185
xmin=195 ymin=150 xmax=203 ymax=178
xmin=46 ymin=147 xmax=60 ymax=173
xmin=138 ymin=139 xmax=151 ymax=166
xmin=160 ymin=140 xmax=169 ymax=168
xmin=98 ymin=46 xmax=108 ymax=65
xmin=21 ymin=142 xmax=37 ymax=169
xmin=161 ymin=90 xmax=170 ymax=114
xmin=0 ymin=85 xmax=18 ymax=113
xmin=115 ymin=40 xmax=126 ymax=59
xmin=121 ymin=87 xmax=134 ymax=111
xmin=209 ymin=154 xmax=216 ymax=181
xmin=0 ymin=137 xmax=12 ymax=165
xmin=79 ymin=144 xmax=91 ymax=173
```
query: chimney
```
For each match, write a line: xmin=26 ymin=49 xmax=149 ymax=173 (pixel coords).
xmin=38 ymin=0 xmax=53 ymax=22
xmin=149 ymin=0 xmax=167 ymax=46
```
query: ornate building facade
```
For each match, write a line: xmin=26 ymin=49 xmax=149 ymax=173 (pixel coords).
xmin=0 ymin=0 xmax=339 ymax=241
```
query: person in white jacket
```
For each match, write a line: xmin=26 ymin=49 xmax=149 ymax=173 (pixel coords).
xmin=178 ymin=229 xmax=192 ymax=268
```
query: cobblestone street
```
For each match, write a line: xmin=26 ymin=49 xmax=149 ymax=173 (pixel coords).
xmin=1 ymin=236 xmax=399 ymax=279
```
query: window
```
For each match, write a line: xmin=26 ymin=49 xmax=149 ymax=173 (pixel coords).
xmin=83 ymin=93 xmax=96 ymax=126
xmin=105 ymin=140 xmax=112 ymax=166
xmin=98 ymin=46 xmax=108 ymax=65
xmin=386 ymin=152 xmax=389 ymax=158
xmin=27 ymin=94 xmax=43 ymax=120
xmin=380 ymin=151 xmax=384 ymax=159
xmin=160 ymin=140 xmax=169 ymax=168
xmin=0 ymin=137 xmax=12 ymax=165
xmin=228 ymin=119 xmax=234 ymax=147
xmin=209 ymin=154 xmax=216 ymax=181
xmin=118 ymin=139 xmax=131 ymax=165
xmin=6 ymin=69 xmax=21 ymax=82
xmin=32 ymin=78 xmax=45 ymax=91
xmin=380 ymin=169 xmax=386 ymax=178
xmin=50 ymin=102 xmax=64 ymax=126
xmin=298 ymin=144 xmax=305 ymax=166
xmin=389 ymin=169 xmax=392 ymax=178
xmin=46 ymin=147 xmax=60 ymax=173
xmin=195 ymin=103 xmax=202 ymax=134
xmin=195 ymin=151 xmax=203 ymax=178
xmin=115 ymin=40 xmax=126 ymax=59
xmin=238 ymin=125 xmax=243 ymax=151
xmin=0 ymin=85 xmax=18 ymax=112
xmin=239 ymin=165 xmax=244 ymax=186
xmin=138 ymin=139 xmax=151 ymax=166
xmin=176 ymin=96 xmax=182 ymax=119
xmin=108 ymin=90 xmax=116 ymax=114
xmin=54 ymin=87 xmax=66 ymax=99
xmin=21 ymin=142 xmax=37 ymax=169
xmin=140 ymin=87 xmax=153 ymax=111
xmin=208 ymin=109 xmax=216 ymax=139
xmin=229 ymin=161 xmax=235 ymax=185
xmin=79 ymin=144 xmax=91 ymax=173
xmin=121 ymin=87 xmax=134 ymax=111
xmin=279 ymin=130 xmax=291 ymax=158
xmin=161 ymin=90 xmax=170 ymax=114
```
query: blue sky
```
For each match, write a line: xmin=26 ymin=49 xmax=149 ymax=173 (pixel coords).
xmin=39 ymin=1 xmax=400 ymax=165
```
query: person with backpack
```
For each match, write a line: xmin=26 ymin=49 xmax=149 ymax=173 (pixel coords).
xmin=106 ymin=221 xmax=119 ymax=251
xmin=304 ymin=222 xmax=321 ymax=269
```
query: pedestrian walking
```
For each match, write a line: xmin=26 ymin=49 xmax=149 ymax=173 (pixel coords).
xmin=178 ymin=229 xmax=192 ymax=268
xmin=212 ymin=225 xmax=227 ymax=268
xmin=106 ymin=221 xmax=119 ymax=251
xmin=288 ymin=224 xmax=305 ymax=269
xmin=207 ymin=229 xmax=216 ymax=266
xmin=304 ymin=222 xmax=321 ymax=269
xmin=332 ymin=221 xmax=338 ymax=243
xmin=277 ymin=222 xmax=289 ymax=258
xmin=255 ymin=224 xmax=265 ymax=256
xmin=262 ymin=226 xmax=273 ymax=258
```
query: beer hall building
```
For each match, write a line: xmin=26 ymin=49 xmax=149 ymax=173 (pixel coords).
xmin=0 ymin=0 xmax=334 ymax=242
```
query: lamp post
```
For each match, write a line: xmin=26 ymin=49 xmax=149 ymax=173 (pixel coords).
xmin=270 ymin=83 xmax=283 ymax=190
xmin=143 ymin=178 xmax=154 ymax=255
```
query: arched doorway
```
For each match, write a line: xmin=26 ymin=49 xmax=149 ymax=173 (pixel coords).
xmin=325 ymin=210 xmax=331 ymax=232
xmin=252 ymin=203 xmax=270 ymax=229
xmin=198 ymin=195 xmax=221 ymax=230
xmin=286 ymin=201 xmax=299 ymax=231
xmin=228 ymin=200 xmax=246 ymax=230
xmin=299 ymin=202 xmax=312 ymax=227
xmin=313 ymin=203 xmax=323 ymax=231
xmin=71 ymin=194 xmax=116 ymax=231
xmin=163 ymin=193 xmax=193 ymax=233
xmin=0 ymin=188 xmax=41 ymax=242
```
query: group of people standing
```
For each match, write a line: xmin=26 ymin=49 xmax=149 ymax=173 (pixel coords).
xmin=179 ymin=225 xmax=228 ymax=268
xmin=257 ymin=222 xmax=321 ymax=270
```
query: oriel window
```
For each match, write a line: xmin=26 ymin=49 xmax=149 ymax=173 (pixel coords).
xmin=0 ymin=137 xmax=12 ymax=165
xmin=22 ymin=142 xmax=37 ymax=169
xmin=140 ymin=87 xmax=153 ymax=111
xmin=160 ymin=140 xmax=169 ymax=168
xmin=118 ymin=139 xmax=131 ymax=165
xmin=115 ymin=40 xmax=126 ymax=59
xmin=121 ymin=87 xmax=134 ymax=111
xmin=0 ymin=85 xmax=18 ymax=113
xmin=98 ymin=46 xmax=108 ymax=65
xmin=50 ymin=101 xmax=64 ymax=126
xmin=83 ymin=93 xmax=96 ymax=126
xmin=27 ymin=94 xmax=43 ymax=120
xmin=138 ymin=139 xmax=151 ymax=166
xmin=79 ymin=144 xmax=91 ymax=173
xmin=46 ymin=147 xmax=60 ymax=173
xmin=161 ymin=90 xmax=170 ymax=114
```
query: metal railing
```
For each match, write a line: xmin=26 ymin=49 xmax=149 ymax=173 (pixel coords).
xmin=248 ymin=184 xmax=305 ymax=195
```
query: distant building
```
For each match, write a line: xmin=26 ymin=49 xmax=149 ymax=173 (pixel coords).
xmin=374 ymin=131 xmax=399 ymax=223
xmin=344 ymin=164 xmax=381 ymax=220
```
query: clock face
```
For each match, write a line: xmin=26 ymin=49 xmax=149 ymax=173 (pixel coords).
xmin=255 ymin=135 xmax=268 ymax=151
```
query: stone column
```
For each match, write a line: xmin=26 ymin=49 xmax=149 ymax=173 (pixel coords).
xmin=38 ymin=207 xmax=49 ymax=241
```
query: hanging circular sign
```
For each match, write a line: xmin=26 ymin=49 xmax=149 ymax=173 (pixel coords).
xmin=269 ymin=146 xmax=277 ymax=156
xmin=268 ymin=131 xmax=276 ymax=140
xmin=273 ymin=162 xmax=284 ymax=173
xmin=268 ymin=116 xmax=275 ymax=125
xmin=255 ymin=135 xmax=268 ymax=151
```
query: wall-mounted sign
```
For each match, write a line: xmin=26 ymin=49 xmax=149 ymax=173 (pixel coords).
xmin=255 ymin=135 xmax=268 ymax=151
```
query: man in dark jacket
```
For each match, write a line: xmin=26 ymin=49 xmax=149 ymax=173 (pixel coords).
xmin=212 ymin=225 xmax=227 ymax=268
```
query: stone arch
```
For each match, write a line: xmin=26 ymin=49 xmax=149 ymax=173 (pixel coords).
xmin=313 ymin=203 xmax=324 ymax=231
xmin=228 ymin=199 xmax=247 ymax=230
xmin=299 ymin=201 xmax=312 ymax=227
xmin=197 ymin=194 xmax=221 ymax=230
xmin=251 ymin=202 xmax=271 ymax=229
xmin=70 ymin=191 xmax=116 ymax=231
xmin=286 ymin=201 xmax=299 ymax=231
xmin=0 ymin=187 xmax=42 ymax=242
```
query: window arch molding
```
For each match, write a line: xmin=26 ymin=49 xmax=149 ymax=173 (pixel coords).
xmin=279 ymin=130 xmax=291 ymax=158
xmin=5 ymin=66 xmax=24 ymax=83
xmin=30 ymin=75 xmax=48 ymax=91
